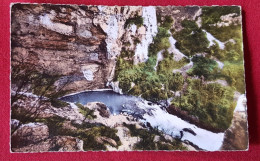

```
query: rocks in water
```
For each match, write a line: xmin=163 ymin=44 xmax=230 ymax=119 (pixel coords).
xmin=12 ymin=136 xmax=84 ymax=152
xmin=107 ymin=81 xmax=123 ymax=94
xmin=183 ymin=128 xmax=197 ymax=136
xmin=96 ymin=103 xmax=110 ymax=118
xmin=84 ymin=102 xmax=111 ymax=118
xmin=11 ymin=122 xmax=49 ymax=148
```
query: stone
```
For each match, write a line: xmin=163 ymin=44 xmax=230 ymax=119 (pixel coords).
xmin=84 ymin=102 xmax=111 ymax=118
xmin=96 ymin=136 xmax=117 ymax=147
xmin=11 ymin=122 xmax=49 ymax=148
xmin=96 ymin=103 xmax=111 ymax=118
xmin=11 ymin=119 xmax=20 ymax=132
xmin=12 ymin=136 xmax=84 ymax=152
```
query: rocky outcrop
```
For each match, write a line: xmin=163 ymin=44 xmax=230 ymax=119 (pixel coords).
xmin=93 ymin=6 xmax=142 ymax=59
xmin=12 ymin=136 xmax=84 ymax=152
xmin=11 ymin=4 xmax=109 ymax=93
xmin=214 ymin=13 xmax=242 ymax=27
xmin=96 ymin=136 xmax=117 ymax=147
xmin=221 ymin=112 xmax=248 ymax=150
xmin=84 ymin=102 xmax=111 ymax=118
xmin=11 ymin=122 xmax=49 ymax=148
xmin=156 ymin=6 xmax=201 ymax=32
xmin=11 ymin=4 xmax=152 ymax=94
xmin=11 ymin=119 xmax=20 ymax=132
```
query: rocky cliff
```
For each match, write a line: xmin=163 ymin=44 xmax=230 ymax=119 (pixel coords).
xmin=11 ymin=4 xmax=146 ymax=93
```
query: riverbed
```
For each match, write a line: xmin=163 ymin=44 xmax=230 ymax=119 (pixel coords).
xmin=59 ymin=90 xmax=246 ymax=151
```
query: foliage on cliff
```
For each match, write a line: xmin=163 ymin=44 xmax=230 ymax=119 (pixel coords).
xmin=171 ymin=79 xmax=235 ymax=130
xmin=115 ymin=7 xmax=245 ymax=131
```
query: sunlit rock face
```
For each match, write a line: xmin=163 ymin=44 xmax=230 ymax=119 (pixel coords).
xmin=11 ymin=4 xmax=107 ymax=93
xmin=134 ymin=6 xmax=158 ymax=64
xmin=11 ymin=4 xmax=150 ymax=93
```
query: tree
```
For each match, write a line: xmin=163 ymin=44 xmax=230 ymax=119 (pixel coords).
xmin=11 ymin=54 xmax=71 ymax=134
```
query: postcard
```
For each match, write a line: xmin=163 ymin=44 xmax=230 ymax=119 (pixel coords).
xmin=11 ymin=3 xmax=248 ymax=152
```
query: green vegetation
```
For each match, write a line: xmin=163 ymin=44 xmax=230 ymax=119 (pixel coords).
xmin=76 ymin=103 xmax=97 ymax=120
xmin=200 ymin=6 xmax=245 ymax=94
xmin=221 ymin=62 xmax=245 ymax=93
xmin=35 ymin=116 xmax=121 ymax=151
xmin=77 ymin=126 xmax=121 ymax=150
xmin=120 ymin=47 xmax=135 ymax=59
xmin=157 ymin=51 xmax=189 ymax=76
xmin=201 ymin=6 xmax=240 ymax=27
xmin=173 ymin=20 xmax=209 ymax=57
xmin=124 ymin=123 xmax=187 ymax=150
xmin=35 ymin=116 xmax=68 ymax=136
xmin=188 ymin=56 xmax=218 ymax=80
xmin=133 ymin=37 xmax=141 ymax=45
xmin=50 ymin=99 xmax=69 ymax=108
xmin=161 ymin=15 xmax=174 ymax=30
xmin=149 ymin=27 xmax=171 ymax=56
xmin=124 ymin=14 xmax=144 ymax=28
xmin=171 ymin=79 xmax=235 ymax=130
xmin=115 ymin=18 xmax=179 ymax=102
xmin=157 ymin=14 xmax=174 ymax=30
xmin=116 ymin=8 xmax=244 ymax=130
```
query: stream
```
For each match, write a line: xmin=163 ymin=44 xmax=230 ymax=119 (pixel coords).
xmin=60 ymin=90 xmax=245 ymax=151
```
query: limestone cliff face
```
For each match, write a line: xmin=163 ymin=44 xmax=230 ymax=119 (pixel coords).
xmin=11 ymin=4 xmax=142 ymax=93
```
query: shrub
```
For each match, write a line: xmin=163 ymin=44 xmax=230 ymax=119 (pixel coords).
xmin=221 ymin=61 xmax=245 ymax=93
xmin=50 ymin=99 xmax=69 ymax=108
xmin=124 ymin=123 xmax=187 ymax=150
xmin=188 ymin=56 xmax=218 ymax=80
xmin=171 ymin=79 xmax=235 ymax=130
xmin=173 ymin=20 xmax=209 ymax=57
xmin=161 ymin=15 xmax=174 ymax=30
xmin=124 ymin=14 xmax=143 ymax=28
xmin=201 ymin=6 xmax=240 ymax=28
xmin=76 ymin=103 xmax=97 ymax=120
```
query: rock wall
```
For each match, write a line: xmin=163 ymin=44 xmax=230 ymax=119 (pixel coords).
xmin=11 ymin=4 xmax=142 ymax=93
xmin=156 ymin=6 xmax=201 ymax=32
xmin=221 ymin=112 xmax=248 ymax=150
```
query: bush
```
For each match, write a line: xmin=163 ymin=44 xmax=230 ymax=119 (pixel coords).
xmin=201 ymin=6 xmax=240 ymax=28
xmin=50 ymin=99 xmax=69 ymax=108
xmin=171 ymin=79 xmax=235 ymax=130
xmin=188 ymin=56 xmax=218 ymax=80
xmin=161 ymin=15 xmax=174 ymax=30
xmin=76 ymin=103 xmax=97 ymax=120
xmin=173 ymin=20 xmax=209 ymax=57
xmin=221 ymin=61 xmax=245 ymax=93
xmin=78 ymin=126 xmax=121 ymax=150
xmin=124 ymin=14 xmax=143 ymax=28
xmin=124 ymin=123 xmax=187 ymax=150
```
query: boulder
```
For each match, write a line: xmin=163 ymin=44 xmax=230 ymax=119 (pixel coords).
xmin=96 ymin=103 xmax=110 ymax=118
xmin=85 ymin=102 xmax=110 ymax=118
xmin=96 ymin=136 xmax=117 ymax=147
xmin=11 ymin=119 xmax=20 ymax=132
xmin=11 ymin=122 xmax=49 ymax=148
xmin=12 ymin=136 xmax=84 ymax=152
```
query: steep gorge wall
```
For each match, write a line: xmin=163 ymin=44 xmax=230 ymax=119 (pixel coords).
xmin=11 ymin=4 xmax=142 ymax=93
